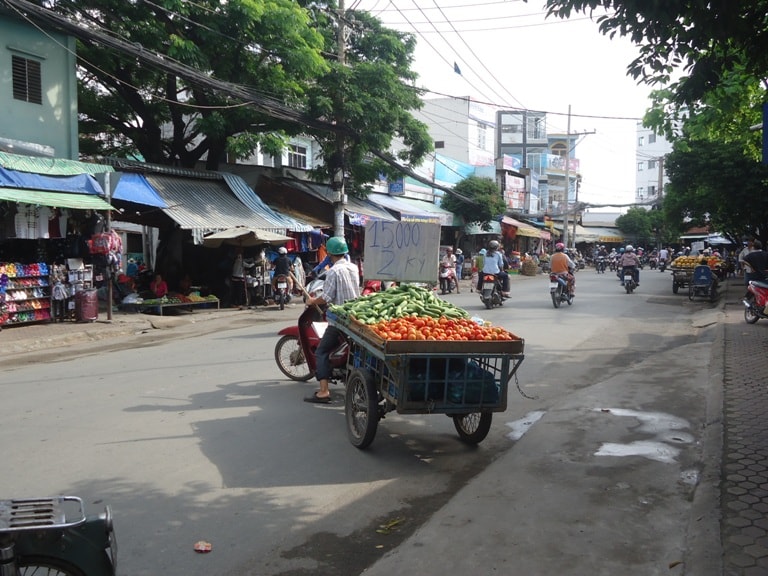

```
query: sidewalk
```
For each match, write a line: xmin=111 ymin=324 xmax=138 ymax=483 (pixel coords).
xmin=0 ymin=300 xmax=296 ymax=369
xmin=719 ymin=279 xmax=768 ymax=575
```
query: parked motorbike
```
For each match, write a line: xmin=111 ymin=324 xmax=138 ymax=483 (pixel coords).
xmin=275 ymin=304 xmax=349 ymax=382
xmin=439 ymin=262 xmax=458 ymax=294
xmin=479 ymin=273 xmax=504 ymax=309
xmin=622 ymin=267 xmax=637 ymax=294
xmin=549 ymin=272 xmax=573 ymax=308
xmin=744 ymin=280 xmax=768 ymax=324
xmin=595 ymin=257 xmax=606 ymax=274
xmin=273 ymin=274 xmax=292 ymax=310
xmin=0 ymin=496 xmax=117 ymax=576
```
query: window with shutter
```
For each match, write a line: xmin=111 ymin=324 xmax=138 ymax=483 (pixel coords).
xmin=12 ymin=55 xmax=42 ymax=105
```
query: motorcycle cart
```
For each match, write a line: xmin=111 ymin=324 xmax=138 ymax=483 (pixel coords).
xmin=671 ymin=267 xmax=692 ymax=294
xmin=688 ymin=265 xmax=719 ymax=302
xmin=326 ymin=311 xmax=525 ymax=450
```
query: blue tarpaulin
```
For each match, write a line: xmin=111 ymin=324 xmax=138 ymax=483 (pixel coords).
xmin=0 ymin=166 xmax=104 ymax=195
xmin=112 ymin=172 xmax=168 ymax=208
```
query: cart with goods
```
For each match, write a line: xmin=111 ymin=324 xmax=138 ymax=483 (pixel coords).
xmin=326 ymin=285 xmax=525 ymax=450
xmin=670 ymin=254 xmax=725 ymax=295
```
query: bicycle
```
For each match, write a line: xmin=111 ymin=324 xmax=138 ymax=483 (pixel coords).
xmin=0 ymin=496 xmax=116 ymax=576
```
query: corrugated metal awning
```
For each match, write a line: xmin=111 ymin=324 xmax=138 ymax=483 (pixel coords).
xmin=146 ymin=175 xmax=285 ymax=242
xmin=222 ymin=173 xmax=313 ymax=232
xmin=368 ymin=194 xmax=458 ymax=226
xmin=0 ymin=151 xmax=112 ymax=176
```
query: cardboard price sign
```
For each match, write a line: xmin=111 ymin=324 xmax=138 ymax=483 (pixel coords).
xmin=364 ymin=220 xmax=440 ymax=282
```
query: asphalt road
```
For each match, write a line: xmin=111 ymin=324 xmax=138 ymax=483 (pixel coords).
xmin=0 ymin=266 xmax=717 ymax=575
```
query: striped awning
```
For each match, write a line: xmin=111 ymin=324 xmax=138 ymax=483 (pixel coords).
xmin=0 ymin=187 xmax=113 ymax=210
xmin=146 ymin=175 xmax=286 ymax=243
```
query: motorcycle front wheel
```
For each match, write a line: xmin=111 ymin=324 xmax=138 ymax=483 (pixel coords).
xmin=18 ymin=557 xmax=86 ymax=576
xmin=745 ymin=295 xmax=760 ymax=324
xmin=274 ymin=335 xmax=313 ymax=381
xmin=453 ymin=412 xmax=493 ymax=444
xmin=345 ymin=368 xmax=379 ymax=449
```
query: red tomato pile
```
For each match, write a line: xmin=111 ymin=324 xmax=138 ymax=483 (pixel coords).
xmin=369 ymin=315 xmax=518 ymax=341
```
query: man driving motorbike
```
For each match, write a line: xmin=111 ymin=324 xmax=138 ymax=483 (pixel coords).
xmin=478 ymin=240 xmax=510 ymax=297
xmin=550 ymin=242 xmax=576 ymax=295
xmin=619 ymin=244 xmax=641 ymax=285
xmin=304 ymin=236 xmax=360 ymax=403
xmin=272 ymin=246 xmax=294 ymax=293
xmin=441 ymin=247 xmax=460 ymax=293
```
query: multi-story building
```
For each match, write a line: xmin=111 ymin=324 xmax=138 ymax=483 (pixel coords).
xmin=0 ymin=10 xmax=79 ymax=158
xmin=635 ymin=124 xmax=672 ymax=207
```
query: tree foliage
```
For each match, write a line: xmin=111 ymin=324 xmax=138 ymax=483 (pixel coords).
xmin=440 ymin=176 xmax=506 ymax=229
xmin=47 ymin=0 xmax=431 ymax=184
xmin=536 ymin=0 xmax=768 ymax=106
xmin=663 ymin=140 xmax=768 ymax=245
xmin=60 ymin=0 xmax=328 ymax=169
xmin=615 ymin=206 xmax=664 ymax=247
xmin=303 ymin=9 xmax=432 ymax=194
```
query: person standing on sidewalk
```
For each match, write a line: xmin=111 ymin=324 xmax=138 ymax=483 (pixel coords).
xmin=303 ymin=237 xmax=360 ymax=403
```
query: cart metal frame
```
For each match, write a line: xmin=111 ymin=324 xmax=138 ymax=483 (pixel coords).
xmin=328 ymin=312 xmax=524 ymax=449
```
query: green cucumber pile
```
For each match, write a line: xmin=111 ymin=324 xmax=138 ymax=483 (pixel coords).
xmin=330 ymin=285 xmax=469 ymax=324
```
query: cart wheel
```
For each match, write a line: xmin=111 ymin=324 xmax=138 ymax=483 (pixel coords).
xmin=453 ymin=412 xmax=493 ymax=444
xmin=673 ymin=282 xmax=679 ymax=294
xmin=345 ymin=368 xmax=379 ymax=449
xmin=688 ymin=284 xmax=695 ymax=301
xmin=710 ymin=285 xmax=719 ymax=302
xmin=274 ymin=335 xmax=313 ymax=381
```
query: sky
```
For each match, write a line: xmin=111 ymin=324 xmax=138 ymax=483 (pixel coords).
xmin=353 ymin=0 xmax=659 ymax=209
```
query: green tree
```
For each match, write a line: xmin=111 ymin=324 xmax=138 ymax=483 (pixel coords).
xmin=303 ymin=9 xmax=432 ymax=194
xmin=440 ymin=176 xmax=506 ymax=230
xmin=536 ymin=0 xmax=768 ymax=105
xmin=48 ymin=0 xmax=431 ymax=182
xmin=615 ymin=206 xmax=655 ymax=246
xmin=59 ymin=0 xmax=328 ymax=169
xmin=663 ymin=140 xmax=768 ymax=245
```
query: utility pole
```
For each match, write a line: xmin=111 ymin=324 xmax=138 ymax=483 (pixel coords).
xmin=332 ymin=0 xmax=347 ymax=238
xmin=562 ymin=105 xmax=571 ymax=248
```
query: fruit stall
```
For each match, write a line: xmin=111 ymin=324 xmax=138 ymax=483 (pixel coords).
xmin=670 ymin=254 xmax=725 ymax=294
xmin=326 ymin=285 xmax=525 ymax=449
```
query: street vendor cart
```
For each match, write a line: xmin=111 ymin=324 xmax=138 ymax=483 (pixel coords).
xmin=671 ymin=266 xmax=692 ymax=294
xmin=326 ymin=310 xmax=525 ymax=449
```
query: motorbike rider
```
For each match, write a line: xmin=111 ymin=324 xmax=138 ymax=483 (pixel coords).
xmin=658 ymin=246 xmax=669 ymax=268
xmin=272 ymin=246 xmax=294 ymax=294
xmin=550 ymin=242 xmax=576 ymax=295
xmin=304 ymin=236 xmax=361 ymax=403
xmin=478 ymin=240 xmax=510 ymax=297
xmin=441 ymin=247 xmax=460 ymax=293
xmin=619 ymin=244 xmax=641 ymax=286
xmin=743 ymin=240 xmax=768 ymax=283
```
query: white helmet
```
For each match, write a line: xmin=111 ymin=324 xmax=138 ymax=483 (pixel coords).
xmin=489 ymin=240 xmax=500 ymax=250
xmin=455 ymin=249 xmax=462 ymax=255
xmin=278 ymin=246 xmax=288 ymax=254
xmin=625 ymin=245 xmax=634 ymax=252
